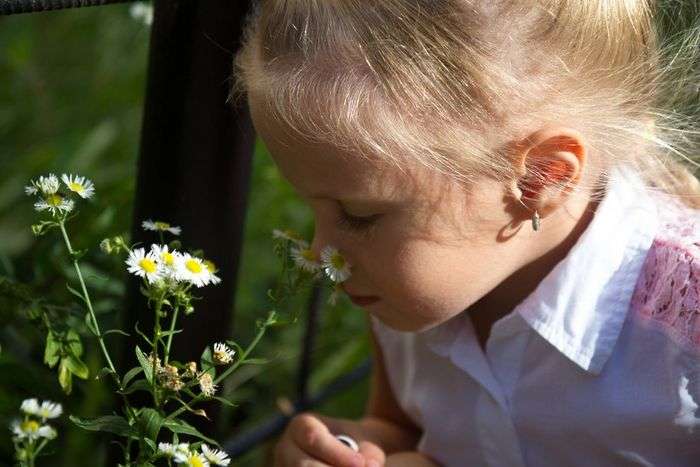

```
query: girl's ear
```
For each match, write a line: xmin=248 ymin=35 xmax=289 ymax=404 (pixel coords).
xmin=509 ymin=127 xmax=587 ymax=217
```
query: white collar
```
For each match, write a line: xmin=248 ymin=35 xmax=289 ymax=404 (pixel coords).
xmin=420 ymin=164 xmax=660 ymax=375
xmin=514 ymin=164 xmax=659 ymax=374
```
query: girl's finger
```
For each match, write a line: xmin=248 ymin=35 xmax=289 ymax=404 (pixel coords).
xmin=289 ymin=413 xmax=366 ymax=467
xmin=274 ymin=439 xmax=332 ymax=467
xmin=358 ymin=440 xmax=386 ymax=467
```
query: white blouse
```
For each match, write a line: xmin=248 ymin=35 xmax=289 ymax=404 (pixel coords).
xmin=371 ymin=164 xmax=700 ymax=466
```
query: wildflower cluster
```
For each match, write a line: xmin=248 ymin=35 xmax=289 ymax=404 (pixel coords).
xmin=271 ymin=228 xmax=352 ymax=306
xmin=10 ymin=399 xmax=62 ymax=466
xmin=126 ymin=244 xmax=221 ymax=288
xmin=19 ymin=172 xmax=285 ymax=466
xmin=145 ymin=342 xmax=236 ymax=399
xmin=24 ymin=173 xmax=94 ymax=218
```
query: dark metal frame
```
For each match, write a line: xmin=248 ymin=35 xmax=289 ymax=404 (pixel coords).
xmin=2 ymin=0 xmax=371 ymax=460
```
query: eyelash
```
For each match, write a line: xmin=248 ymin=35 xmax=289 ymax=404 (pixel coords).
xmin=336 ymin=210 xmax=381 ymax=233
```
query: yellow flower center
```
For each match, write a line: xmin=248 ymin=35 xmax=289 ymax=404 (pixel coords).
xmin=139 ymin=258 xmax=157 ymax=273
xmin=330 ymin=253 xmax=345 ymax=269
xmin=204 ymin=260 xmax=217 ymax=273
xmin=161 ymin=252 xmax=174 ymax=265
xmin=68 ymin=182 xmax=84 ymax=193
xmin=188 ymin=455 xmax=204 ymax=467
xmin=302 ymin=249 xmax=316 ymax=261
xmin=185 ymin=259 xmax=203 ymax=274
xmin=21 ymin=420 xmax=39 ymax=433
xmin=46 ymin=194 xmax=63 ymax=207
xmin=154 ymin=221 xmax=170 ymax=230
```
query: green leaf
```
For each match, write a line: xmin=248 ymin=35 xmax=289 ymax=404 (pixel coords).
xmin=44 ymin=331 xmax=60 ymax=368
xmin=158 ymin=329 xmax=182 ymax=338
xmin=58 ymin=358 xmax=73 ymax=394
xmin=30 ymin=220 xmax=58 ymax=236
xmin=97 ymin=366 xmax=115 ymax=378
xmin=134 ymin=322 xmax=153 ymax=347
xmin=142 ymin=438 xmax=157 ymax=455
xmin=66 ymin=329 xmax=83 ymax=356
xmin=103 ymin=329 xmax=130 ymax=337
xmin=135 ymin=345 xmax=153 ymax=384
xmin=65 ymin=354 xmax=89 ymax=379
xmin=200 ymin=346 xmax=215 ymax=377
xmin=70 ymin=415 xmax=136 ymax=437
xmin=118 ymin=379 xmax=151 ymax=395
xmin=138 ymin=408 xmax=163 ymax=441
xmin=162 ymin=418 xmax=219 ymax=446
xmin=66 ymin=284 xmax=87 ymax=306
xmin=122 ymin=366 xmax=143 ymax=388
xmin=211 ymin=395 xmax=237 ymax=408
xmin=84 ymin=312 xmax=98 ymax=336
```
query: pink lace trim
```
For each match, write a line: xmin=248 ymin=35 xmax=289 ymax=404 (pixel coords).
xmin=630 ymin=195 xmax=700 ymax=348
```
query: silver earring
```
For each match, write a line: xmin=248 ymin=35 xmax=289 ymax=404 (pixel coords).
xmin=531 ymin=210 xmax=540 ymax=231
xmin=516 ymin=194 xmax=541 ymax=232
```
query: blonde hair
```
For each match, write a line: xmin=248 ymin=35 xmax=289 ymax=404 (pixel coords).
xmin=231 ymin=0 xmax=700 ymax=207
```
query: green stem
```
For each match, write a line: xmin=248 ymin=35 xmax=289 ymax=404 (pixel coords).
xmin=32 ymin=439 xmax=48 ymax=458
xmin=58 ymin=220 xmax=138 ymax=424
xmin=58 ymin=221 xmax=118 ymax=378
xmin=26 ymin=440 xmax=35 ymax=467
xmin=164 ymin=305 xmax=180 ymax=365
xmin=151 ymin=296 xmax=164 ymax=408
xmin=125 ymin=437 xmax=132 ymax=464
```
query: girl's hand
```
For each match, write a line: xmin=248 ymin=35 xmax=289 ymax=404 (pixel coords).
xmin=274 ymin=412 xmax=386 ymax=466
xmin=386 ymin=452 xmax=441 ymax=467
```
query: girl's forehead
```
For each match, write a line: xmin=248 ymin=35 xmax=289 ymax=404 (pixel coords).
xmin=249 ymin=96 xmax=454 ymax=203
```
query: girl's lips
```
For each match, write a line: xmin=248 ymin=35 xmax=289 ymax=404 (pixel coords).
xmin=348 ymin=295 xmax=380 ymax=306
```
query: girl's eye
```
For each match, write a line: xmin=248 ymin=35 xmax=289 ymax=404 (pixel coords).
xmin=335 ymin=210 xmax=381 ymax=233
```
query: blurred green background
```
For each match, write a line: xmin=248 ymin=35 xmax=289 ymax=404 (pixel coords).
xmin=0 ymin=4 xmax=370 ymax=466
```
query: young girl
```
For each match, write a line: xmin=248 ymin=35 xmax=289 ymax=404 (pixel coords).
xmin=232 ymin=1 xmax=700 ymax=465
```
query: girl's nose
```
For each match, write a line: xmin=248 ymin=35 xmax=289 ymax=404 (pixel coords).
xmin=309 ymin=229 xmax=329 ymax=261
xmin=309 ymin=219 xmax=342 ymax=261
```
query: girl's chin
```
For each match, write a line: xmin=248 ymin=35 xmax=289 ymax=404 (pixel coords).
xmin=370 ymin=309 xmax=442 ymax=333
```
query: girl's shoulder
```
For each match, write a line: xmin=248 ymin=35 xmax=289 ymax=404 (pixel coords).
xmin=629 ymin=191 xmax=700 ymax=352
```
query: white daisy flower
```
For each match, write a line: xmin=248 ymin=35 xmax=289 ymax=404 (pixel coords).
xmin=290 ymin=246 xmax=321 ymax=273
xmin=158 ymin=442 xmax=190 ymax=457
xmin=174 ymin=449 xmax=210 ymax=467
xmin=176 ymin=253 xmax=212 ymax=287
xmin=10 ymin=420 xmax=56 ymax=440
xmin=204 ymin=260 xmax=222 ymax=285
xmin=198 ymin=372 xmax=217 ymax=397
xmin=272 ymin=229 xmax=309 ymax=248
xmin=142 ymin=219 xmax=181 ymax=236
xmin=150 ymin=244 xmax=181 ymax=279
xmin=26 ymin=174 xmax=60 ymax=196
xmin=34 ymin=194 xmax=74 ymax=215
xmin=201 ymin=444 xmax=231 ymax=466
xmin=174 ymin=450 xmax=210 ymax=467
xmin=20 ymin=399 xmax=40 ymax=416
xmin=212 ymin=342 xmax=235 ymax=365
xmin=125 ymin=247 xmax=162 ymax=284
xmin=37 ymin=400 xmax=62 ymax=420
xmin=61 ymin=174 xmax=95 ymax=199
xmin=320 ymin=246 xmax=351 ymax=283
